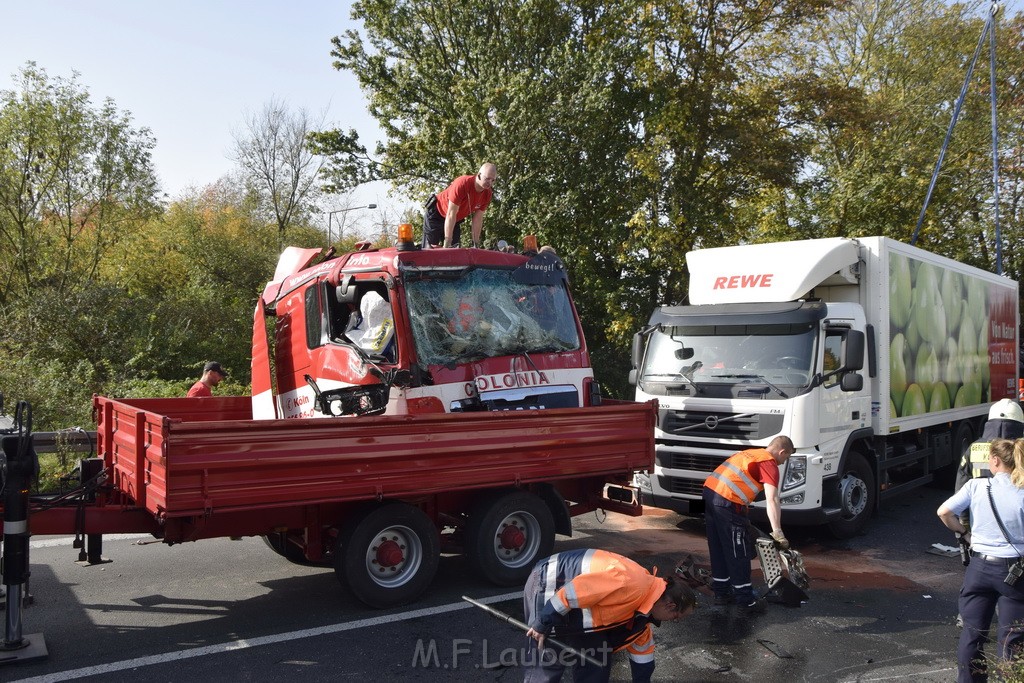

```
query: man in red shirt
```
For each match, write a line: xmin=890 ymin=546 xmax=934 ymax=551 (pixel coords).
xmin=702 ymin=435 xmax=794 ymax=614
xmin=424 ymin=163 xmax=496 ymax=248
xmin=187 ymin=361 xmax=227 ymax=398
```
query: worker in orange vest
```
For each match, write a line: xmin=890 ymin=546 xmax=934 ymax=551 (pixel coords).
xmin=523 ymin=548 xmax=696 ymax=682
xmin=702 ymin=435 xmax=795 ymax=615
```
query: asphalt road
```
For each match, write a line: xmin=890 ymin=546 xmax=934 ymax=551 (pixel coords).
xmin=2 ymin=485 xmax=969 ymax=682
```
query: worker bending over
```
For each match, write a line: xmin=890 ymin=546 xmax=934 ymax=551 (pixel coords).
xmin=523 ymin=548 xmax=695 ymax=683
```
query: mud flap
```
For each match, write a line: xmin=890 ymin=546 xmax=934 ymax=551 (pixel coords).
xmin=755 ymin=537 xmax=809 ymax=607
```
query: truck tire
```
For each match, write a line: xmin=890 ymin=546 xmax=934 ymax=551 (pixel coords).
xmin=466 ymin=490 xmax=555 ymax=586
xmin=939 ymin=421 xmax=975 ymax=488
xmin=262 ymin=532 xmax=320 ymax=566
xmin=336 ymin=503 xmax=440 ymax=609
xmin=828 ymin=452 xmax=875 ymax=539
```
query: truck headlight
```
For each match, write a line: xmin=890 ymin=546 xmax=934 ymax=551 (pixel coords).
xmin=633 ymin=471 xmax=653 ymax=492
xmin=781 ymin=455 xmax=806 ymax=492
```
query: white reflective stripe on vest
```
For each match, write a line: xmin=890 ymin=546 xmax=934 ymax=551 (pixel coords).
xmin=710 ymin=460 xmax=760 ymax=504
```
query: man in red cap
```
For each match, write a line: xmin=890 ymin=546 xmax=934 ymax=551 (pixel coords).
xmin=187 ymin=361 xmax=227 ymax=398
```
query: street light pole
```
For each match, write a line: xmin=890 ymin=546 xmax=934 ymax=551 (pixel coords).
xmin=327 ymin=204 xmax=377 ymax=245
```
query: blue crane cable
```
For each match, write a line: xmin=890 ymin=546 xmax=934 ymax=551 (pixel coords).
xmin=912 ymin=3 xmax=1001 ymax=274
xmin=988 ymin=6 xmax=1002 ymax=274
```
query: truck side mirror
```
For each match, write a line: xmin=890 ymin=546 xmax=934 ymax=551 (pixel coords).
xmin=337 ymin=274 xmax=357 ymax=304
xmin=674 ymin=347 xmax=694 ymax=360
xmin=843 ymin=330 xmax=865 ymax=372
xmin=840 ymin=373 xmax=863 ymax=392
xmin=628 ymin=368 xmax=638 ymax=385
xmin=631 ymin=332 xmax=644 ymax=369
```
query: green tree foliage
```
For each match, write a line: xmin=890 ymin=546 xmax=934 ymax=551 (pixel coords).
xmin=0 ymin=68 xmax=330 ymax=427
xmin=786 ymin=0 xmax=1019 ymax=263
xmin=0 ymin=64 xmax=162 ymax=426
xmin=0 ymin=64 xmax=160 ymax=302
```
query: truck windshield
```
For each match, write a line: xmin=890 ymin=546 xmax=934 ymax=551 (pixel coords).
xmin=640 ymin=323 xmax=817 ymax=394
xmin=404 ymin=267 xmax=581 ymax=365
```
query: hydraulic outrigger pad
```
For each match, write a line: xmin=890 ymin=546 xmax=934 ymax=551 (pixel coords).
xmin=674 ymin=542 xmax=810 ymax=608
xmin=755 ymin=537 xmax=810 ymax=607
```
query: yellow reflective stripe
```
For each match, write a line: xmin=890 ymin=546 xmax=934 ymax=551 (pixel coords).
xmin=970 ymin=443 xmax=992 ymax=478
xmin=970 ymin=443 xmax=991 ymax=462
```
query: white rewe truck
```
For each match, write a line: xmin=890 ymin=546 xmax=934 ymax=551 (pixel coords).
xmin=630 ymin=236 xmax=1019 ymax=537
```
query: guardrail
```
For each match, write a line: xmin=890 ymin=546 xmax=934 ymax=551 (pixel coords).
xmin=31 ymin=430 xmax=97 ymax=455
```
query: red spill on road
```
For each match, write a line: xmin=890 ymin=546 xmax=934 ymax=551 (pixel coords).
xmin=594 ymin=507 xmax=927 ymax=592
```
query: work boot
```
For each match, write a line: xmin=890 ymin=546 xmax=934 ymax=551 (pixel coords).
xmin=713 ymin=592 xmax=733 ymax=606
xmin=737 ymin=597 xmax=767 ymax=615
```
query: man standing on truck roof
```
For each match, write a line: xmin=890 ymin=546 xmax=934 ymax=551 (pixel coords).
xmin=702 ymin=435 xmax=795 ymax=615
xmin=187 ymin=361 xmax=227 ymax=398
xmin=522 ymin=548 xmax=696 ymax=683
xmin=424 ymin=163 xmax=496 ymax=248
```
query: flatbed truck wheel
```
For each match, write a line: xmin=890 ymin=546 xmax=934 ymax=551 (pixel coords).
xmin=336 ymin=503 xmax=440 ymax=609
xmin=828 ymin=452 xmax=875 ymax=539
xmin=466 ymin=490 xmax=555 ymax=586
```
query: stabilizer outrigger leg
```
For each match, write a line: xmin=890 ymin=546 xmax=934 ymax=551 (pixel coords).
xmin=0 ymin=400 xmax=48 ymax=665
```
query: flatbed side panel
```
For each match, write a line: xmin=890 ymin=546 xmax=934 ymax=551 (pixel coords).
xmin=121 ymin=400 xmax=656 ymax=518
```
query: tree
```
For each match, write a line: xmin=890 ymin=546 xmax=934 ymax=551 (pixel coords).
xmin=232 ymin=98 xmax=325 ymax=246
xmin=0 ymin=63 xmax=159 ymax=305
xmin=787 ymin=0 xmax=1024 ymax=271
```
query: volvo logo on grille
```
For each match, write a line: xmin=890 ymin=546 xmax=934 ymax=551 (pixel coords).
xmin=704 ymin=415 xmax=719 ymax=430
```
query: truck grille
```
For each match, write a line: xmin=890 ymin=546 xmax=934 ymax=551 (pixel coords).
xmin=660 ymin=475 xmax=706 ymax=497
xmin=659 ymin=409 xmax=783 ymax=440
xmin=656 ymin=451 xmax=724 ymax=471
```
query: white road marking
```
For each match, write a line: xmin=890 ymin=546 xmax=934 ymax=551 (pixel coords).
xmin=9 ymin=591 xmax=523 ymax=682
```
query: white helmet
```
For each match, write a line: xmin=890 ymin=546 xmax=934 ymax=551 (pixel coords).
xmin=988 ymin=398 xmax=1024 ymax=423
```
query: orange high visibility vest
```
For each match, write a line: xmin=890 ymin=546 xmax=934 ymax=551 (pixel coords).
xmin=704 ymin=448 xmax=775 ymax=505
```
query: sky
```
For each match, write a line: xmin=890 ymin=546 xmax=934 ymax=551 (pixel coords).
xmin=1 ymin=0 xmax=400 ymax=236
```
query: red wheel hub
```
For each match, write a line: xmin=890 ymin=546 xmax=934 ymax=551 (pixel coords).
xmin=499 ymin=523 xmax=525 ymax=550
xmin=375 ymin=539 xmax=405 ymax=567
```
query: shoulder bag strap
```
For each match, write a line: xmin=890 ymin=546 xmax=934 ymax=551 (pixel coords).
xmin=986 ymin=481 xmax=1024 ymax=560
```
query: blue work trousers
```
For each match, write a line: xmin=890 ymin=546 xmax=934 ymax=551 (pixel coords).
xmin=703 ymin=487 xmax=756 ymax=605
xmin=957 ymin=554 xmax=1024 ymax=682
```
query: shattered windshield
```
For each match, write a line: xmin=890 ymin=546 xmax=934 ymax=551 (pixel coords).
xmin=404 ymin=267 xmax=581 ymax=365
xmin=640 ymin=323 xmax=816 ymax=393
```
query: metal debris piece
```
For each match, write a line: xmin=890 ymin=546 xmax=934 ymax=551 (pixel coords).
xmin=757 ymin=639 xmax=794 ymax=659
xmin=675 ymin=555 xmax=712 ymax=590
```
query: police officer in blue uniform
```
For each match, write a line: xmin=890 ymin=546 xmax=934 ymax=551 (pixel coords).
xmin=938 ymin=438 xmax=1024 ymax=683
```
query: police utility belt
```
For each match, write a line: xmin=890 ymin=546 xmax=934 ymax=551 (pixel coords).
xmin=981 ymin=481 xmax=1024 ymax=586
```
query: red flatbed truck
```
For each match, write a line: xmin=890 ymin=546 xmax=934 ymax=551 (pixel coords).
xmin=5 ymin=229 xmax=656 ymax=608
